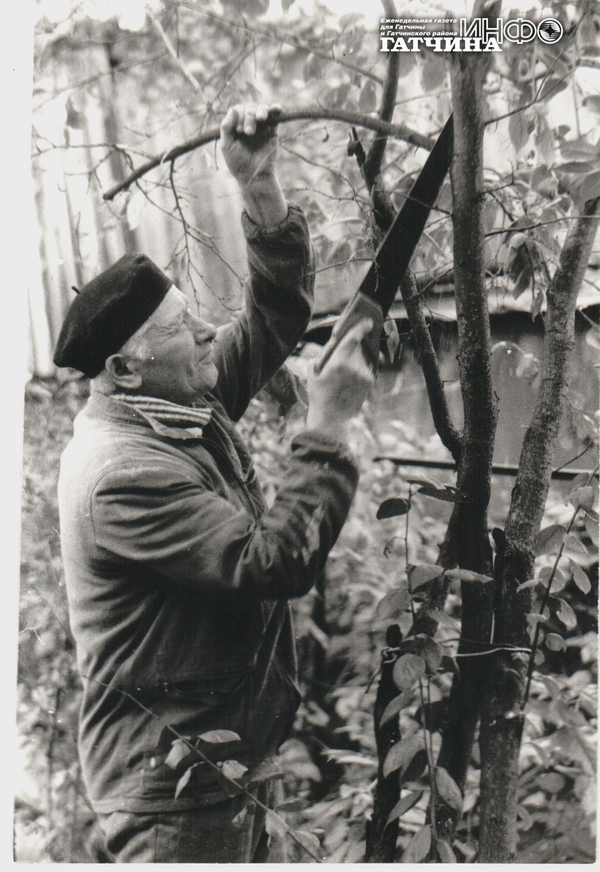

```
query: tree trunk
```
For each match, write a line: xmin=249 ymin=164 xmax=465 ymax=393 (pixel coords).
xmin=431 ymin=23 xmax=501 ymax=836
xmin=478 ymin=195 xmax=600 ymax=862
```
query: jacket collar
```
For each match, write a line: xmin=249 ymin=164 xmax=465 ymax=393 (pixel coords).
xmin=82 ymin=392 xmax=209 ymax=442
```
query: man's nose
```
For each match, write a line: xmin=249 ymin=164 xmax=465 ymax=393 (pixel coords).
xmin=189 ymin=314 xmax=217 ymax=343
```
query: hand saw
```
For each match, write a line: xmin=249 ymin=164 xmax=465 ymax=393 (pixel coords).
xmin=314 ymin=115 xmax=454 ymax=374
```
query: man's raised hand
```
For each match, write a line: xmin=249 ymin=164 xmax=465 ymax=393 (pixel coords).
xmin=220 ymin=103 xmax=281 ymax=189
xmin=219 ymin=103 xmax=287 ymax=226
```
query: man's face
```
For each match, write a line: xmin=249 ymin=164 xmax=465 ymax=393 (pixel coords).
xmin=132 ymin=288 xmax=219 ymax=405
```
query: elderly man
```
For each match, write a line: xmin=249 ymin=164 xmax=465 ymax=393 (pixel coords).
xmin=54 ymin=103 xmax=374 ymax=863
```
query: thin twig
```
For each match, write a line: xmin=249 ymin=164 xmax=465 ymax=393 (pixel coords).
xmin=152 ymin=16 xmax=203 ymax=93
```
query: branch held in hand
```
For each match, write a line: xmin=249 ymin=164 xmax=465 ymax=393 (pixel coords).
xmin=102 ymin=108 xmax=434 ymax=201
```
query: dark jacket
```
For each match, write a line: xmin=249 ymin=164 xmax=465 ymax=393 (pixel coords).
xmin=58 ymin=206 xmax=359 ymax=813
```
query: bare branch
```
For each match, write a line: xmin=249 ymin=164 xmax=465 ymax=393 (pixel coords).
xmin=102 ymin=109 xmax=435 ymax=201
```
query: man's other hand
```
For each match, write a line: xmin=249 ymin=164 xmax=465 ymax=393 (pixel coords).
xmin=306 ymin=319 xmax=376 ymax=442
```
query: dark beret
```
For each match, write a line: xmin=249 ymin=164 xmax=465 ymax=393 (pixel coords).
xmin=53 ymin=253 xmax=172 ymax=378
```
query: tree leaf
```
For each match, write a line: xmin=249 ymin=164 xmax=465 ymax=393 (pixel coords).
xmin=557 ymin=161 xmax=596 ymax=174
xmin=564 ymin=532 xmax=588 ymax=555
xmin=197 ymin=729 xmax=241 ymax=743
xmin=393 ymin=653 xmax=426 ymax=690
xmin=560 ymin=139 xmax=598 ymax=160
xmin=437 ymin=838 xmax=457 ymax=862
xmin=303 ymin=53 xmax=326 ymax=82
xmin=527 ymin=612 xmax=549 ymax=627
xmin=516 ymin=578 xmax=539 ymax=592
xmin=583 ymin=94 xmax=600 ymax=114
xmin=581 ymin=170 xmax=600 ymax=201
xmin=376 ymin=587 xmax=412 ymax=620
xmin=427 ymin=608 xmax=461 ymax=631
xmin=538 ymin=566 xmax=566 ymax=593
xmin=517 ymin=804 xmax=534 ymax=830
xmin=417 ymin=485 xmax=461 ymax=503
xmin=444 ymin=568 xmax=493 ymax=583
xmin=408 ymin=563 xmax=444 ymax=590
xmin=569 ymin=560 xmax=591 ymax=595
xmin=545 ymin=632 xmax=566 ymax=651
xmin=406 ymin=476 xmax=442 ymax=488
xmin=567 ymin=485 xmax=595 ymax=511
xmin=386 ymin=790 xmax=423 ymax=826
xmin=404 ymin=824 xmax=432 ymax=863
xmin=380 ymin=692 xmax=411 ymax=727
xmin=538 ymin=772 xmax=566 ymax=794
xmin=421 ymin=637 xmax=443 ymax=673
xmin=175 ymin=765 xmax=195 ymax=799
xmin=265 ymin=809 xmax=289 ymax=839
xmin=509 ymin=111 xmax=529 ymax=152
xmin=377 ymin=498 xmax=410 ymax=520
xmin=555 ymin=598 xmax=577 ymax=631
xmin=436 ymin=766 xmax=463 ymax=813
xmin=383 ymin=734 xmax=425 ymax=778
xmin=535 ymin=115 xmax=554 ymax=162
xmin=231 ymin=806 xmax=248 ymax=829
xmin=358 ymin=80 xmax=377 ymax=113
xmin=538 ymin=77 xmax=568 ymax=101
xmin=511 ymin=267 xmax=532 ymax=298
xmin=165 ymin=737 xmax=192 ymax=769
xmin=295 ymin=831 xmax=321 ymax=853
xmin=535 ymin=524 xmax=567 ymax=556
xmin=584 ymin=513 xmax=599 ymax=547
xmin=221 ymin=759 xmax=248 ymax=780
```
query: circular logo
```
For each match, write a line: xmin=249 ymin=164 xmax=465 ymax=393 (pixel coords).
xmin=538 ymin=18 xmax=563 ymax=43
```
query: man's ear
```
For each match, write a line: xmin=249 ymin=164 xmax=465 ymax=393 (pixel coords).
xmin=104 ymin=353 xmax=144 ymax=390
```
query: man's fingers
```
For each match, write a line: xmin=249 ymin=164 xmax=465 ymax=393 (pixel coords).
xmin=332 ymin=318 xmax=374 ymax=357
xmin=220 ymin=106 xmax=239 ymax=142
xmin=221 ymin=103 xmax=280 ymax=141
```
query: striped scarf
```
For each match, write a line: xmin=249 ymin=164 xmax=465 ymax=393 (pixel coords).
xmin=113 ymin=394 xmax=212 ymax=436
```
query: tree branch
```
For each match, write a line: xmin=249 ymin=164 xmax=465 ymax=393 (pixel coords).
xmin=102 ymin=109 xmax=434 ymax=201
xmin=401 ymin=272 xmax=462 ymax=463
xmin=506 ymin=196 xmax=600 ymax=551
xmin=152 ymin=15 xmax=202 ymax=92
xmin=363 ymin=0 xmax=400 ymax=212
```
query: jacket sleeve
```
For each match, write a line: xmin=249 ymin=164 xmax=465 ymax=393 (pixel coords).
xmin=90 ymin=433 xmax=358 ymax=600
xmin=212 ymin=205 xmax=314 ymax=422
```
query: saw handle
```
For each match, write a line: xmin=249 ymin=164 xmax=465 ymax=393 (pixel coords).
xmin=313 ymin=292 xmax=383 ymax=375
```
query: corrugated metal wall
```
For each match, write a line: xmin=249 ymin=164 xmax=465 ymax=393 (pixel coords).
xmin=30 ymin=44 xmax=248 ymax=378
